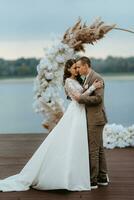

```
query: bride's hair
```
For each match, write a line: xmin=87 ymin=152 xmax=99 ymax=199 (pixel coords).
xmin=63 ymin=59 xmax=76 ymax=84
xmin=63 ymin=59 xmax=82 ymax=85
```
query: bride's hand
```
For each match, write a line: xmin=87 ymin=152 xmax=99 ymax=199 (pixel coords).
xmin=71 ymin=93 xmax=80 ymax=101
xmin=92 ymin=79 xmax=103 ymax=89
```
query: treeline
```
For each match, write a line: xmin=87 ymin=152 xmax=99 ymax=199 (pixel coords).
xmin=91 ymin=56 xmax=134 ymax=73
xmin=0 ymin=56 xmax=134 ymax=78
xmin=0 ymin=58 xmax=39 ymax=78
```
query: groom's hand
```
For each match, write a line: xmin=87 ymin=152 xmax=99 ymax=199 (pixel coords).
xmin=77 ymin=79 xmax=104 ymax=106
xmin=93 ymin=79 xmax=103 ymax=89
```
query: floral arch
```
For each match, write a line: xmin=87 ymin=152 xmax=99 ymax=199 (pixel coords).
xmin=33 ymin=17 xmax=134 ymax=149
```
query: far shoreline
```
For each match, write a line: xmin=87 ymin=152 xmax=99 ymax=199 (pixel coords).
xmin=103 ymin=74 xmax=134 ymax=80
xmin=0 ymin=77 xmax=35 ymax=84
xmin=0 ymin=74 xmax=134 ymax=83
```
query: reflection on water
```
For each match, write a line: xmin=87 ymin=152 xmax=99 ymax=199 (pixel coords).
xmin=0 ymin=78 xmax=134 ymax=133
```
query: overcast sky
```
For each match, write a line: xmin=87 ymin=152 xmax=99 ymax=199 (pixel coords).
xmin=0 ymin=0 xmax=134 ymax=59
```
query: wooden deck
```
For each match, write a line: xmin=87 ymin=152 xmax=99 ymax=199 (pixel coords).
xmin=0 ymin=134 xmax=133 ymax=200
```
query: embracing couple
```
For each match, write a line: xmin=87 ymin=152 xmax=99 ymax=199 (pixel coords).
xmin=0 ymin=56 xmax=109 ymax=192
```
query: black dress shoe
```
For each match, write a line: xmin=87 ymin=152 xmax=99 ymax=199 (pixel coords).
xmin=91 ymin=182 xmax=98 ymax=189
xmin=97 ymin=178 xmax=108 ymax=186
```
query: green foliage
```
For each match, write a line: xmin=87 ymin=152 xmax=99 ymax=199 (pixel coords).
xmin=91 ymin=56 xmax=134 ymax=74
xmin=0 ymin=57 xmax=39 ymax=78
xmin=0 ymin=56 xmax=134 ymax=78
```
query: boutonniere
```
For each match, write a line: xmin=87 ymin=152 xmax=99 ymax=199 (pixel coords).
xmin=84 ymin=84 xmax=88 ymax=89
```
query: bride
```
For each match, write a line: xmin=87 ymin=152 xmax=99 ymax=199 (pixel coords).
xmin=0 ymin=59 xmax=103 ymax=192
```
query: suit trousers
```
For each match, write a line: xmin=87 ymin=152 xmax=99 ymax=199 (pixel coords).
xmin=87 ymin=125 xmax=107 ymax=183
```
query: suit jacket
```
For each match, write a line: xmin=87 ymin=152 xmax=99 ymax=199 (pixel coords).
xmin=78 ymin=69 xmax=108 ymax=126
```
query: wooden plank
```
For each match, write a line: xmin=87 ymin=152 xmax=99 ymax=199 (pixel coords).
xmin=0 ymin=134 xmax=133 ymax=200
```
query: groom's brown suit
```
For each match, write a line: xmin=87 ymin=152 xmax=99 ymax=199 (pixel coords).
xmin=78 ymin=69 xmax=108 ymax=183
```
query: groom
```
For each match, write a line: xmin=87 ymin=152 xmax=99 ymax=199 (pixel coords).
xmin=74 ymin=56 xmax=108 ymax=189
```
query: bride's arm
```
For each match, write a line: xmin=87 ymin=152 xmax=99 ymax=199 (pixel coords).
xmin=72 ymin=79 xmax=103 ymax=99
xmin=65 ymin=78 xmax=103 ymax=100
xmin=82 ymin=79 xmax=103 ymax=95
xmin=64 ymin=79 xmax=82 ymax=100
xmin=82 ymin=84 xmax=96 ymax=95
xmin=74 ymin=78 xmax=104 ymax=106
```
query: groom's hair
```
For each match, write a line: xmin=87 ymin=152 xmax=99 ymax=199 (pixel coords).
xmin=77 ymin=56 xmax=91 ymax=68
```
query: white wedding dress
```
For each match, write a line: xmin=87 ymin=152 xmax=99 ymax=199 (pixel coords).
xmin=0 ymin=78 xmax=95 ymax=192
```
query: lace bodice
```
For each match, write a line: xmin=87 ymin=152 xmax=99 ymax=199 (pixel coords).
xmin=64 ymin=78 xmax=95 ymax=100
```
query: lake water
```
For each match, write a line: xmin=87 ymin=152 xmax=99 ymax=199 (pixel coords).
xmin=0 ymin=77 xmax=134 ymax=134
